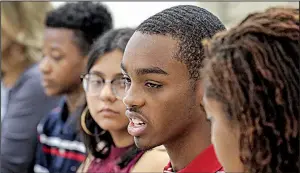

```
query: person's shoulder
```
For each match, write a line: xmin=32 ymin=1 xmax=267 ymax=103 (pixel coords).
xmin=131 ymin=146 xmax=170 ymax=173
xmin=22 ymin=64 xmax=41 ymax=81
xmin=16 ymin=64 xmax=43 ymax=93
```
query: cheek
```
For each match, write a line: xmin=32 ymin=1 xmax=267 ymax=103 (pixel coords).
xmin=211 ymin=120 xmax=241 ymax=171
xmin=86 ymin=96 xmax=98 ymax=116
xmin=116 ymin=99 xmax=126 ymax=113
xmin=211 ymin=121 xmax=229 ymax=166
xmin=211 ymin=121 xmax=225 ymax=151
xmin=55 ymin=59 xmax=83 ymax=84
xmin=115 ymin=100 xmax=128 ymax=123
xmin=148 ymin=88 xmax=195 ymax=132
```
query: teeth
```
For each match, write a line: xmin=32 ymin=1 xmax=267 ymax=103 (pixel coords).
xmin=131 ymin=117 xmax=145 ymax=125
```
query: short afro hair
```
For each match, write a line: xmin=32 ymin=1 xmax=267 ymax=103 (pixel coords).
xmin=46 ymin=2 xmax=113 ymax=55
xmin=136 ymin=5 xmax=226 ymax=80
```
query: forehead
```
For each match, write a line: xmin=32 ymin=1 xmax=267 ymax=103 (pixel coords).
xmin=123 ymin=32 xmax=188 ymax=77
xmin=124 ymin=32 xmax=178 ymax=66
xmin=90 ymin=49 xmax=123 ymax=73
xmin=44 ymin=27 xmax=76 ymax=48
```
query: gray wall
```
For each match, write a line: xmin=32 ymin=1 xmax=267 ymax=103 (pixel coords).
xmin=198 ymin=2 xmax=299 ymax=28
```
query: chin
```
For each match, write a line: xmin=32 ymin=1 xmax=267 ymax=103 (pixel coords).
xmin=44 ymin=90 xmax=56 ymax=97
xmin=97 ymin=123 xmax=122 ymax=131
xmin=43 ymin=88 xmax=62 ymax=97
xmin=134 ymin=137 xmax=156 ymax=151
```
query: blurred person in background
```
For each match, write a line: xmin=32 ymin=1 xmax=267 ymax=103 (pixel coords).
xmin=202 ymin=7 xmax=299 ymax=173
xmin=34 ymin=2 xmax=113 ymax=173
xmin=121 ymin=5 xmax=226 ymax=173
xmin=1 ymin=2 xmax=60 ymax=173
xmin=78 ymin=28 xmax=169 ymax=173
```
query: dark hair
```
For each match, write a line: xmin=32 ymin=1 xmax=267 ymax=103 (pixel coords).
xmin=86 ymin=28 xmax=135 ymax=72
xmin=45 ymin=2 xmax=113 ymax=55
xmin=202 ymin=7 xmax=299 ymax=173
xmin=136 ymin=5 xmax=226 ymax=80
xmin=82 ymin=28 xmax=140 ymax=169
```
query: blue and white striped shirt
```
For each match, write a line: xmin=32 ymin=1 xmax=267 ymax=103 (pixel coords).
xmin=34 ymin=98 xmax=87 ymax=173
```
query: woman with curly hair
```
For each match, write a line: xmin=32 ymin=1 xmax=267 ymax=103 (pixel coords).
xmin=202 ymin=7 xmax=299 ymax=173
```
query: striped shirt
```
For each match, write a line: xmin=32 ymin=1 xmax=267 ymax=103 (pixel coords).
xmin=34 ymin=98 xmax=86 ymax=173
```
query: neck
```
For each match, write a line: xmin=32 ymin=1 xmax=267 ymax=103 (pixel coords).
xmin=65 ymin=85 xmax=85 ymax=113
xmin=164 ymin=119 xmax=211 ymax=172
xmin=110 ymin=129 xmax=134 ymax=148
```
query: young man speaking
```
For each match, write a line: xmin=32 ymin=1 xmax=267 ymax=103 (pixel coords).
xmin=121 ymin=5 xmax=226 ymax=173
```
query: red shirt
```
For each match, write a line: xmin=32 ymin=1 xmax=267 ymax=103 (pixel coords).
xmin=163 ymin=145 xmax=224 ymax=173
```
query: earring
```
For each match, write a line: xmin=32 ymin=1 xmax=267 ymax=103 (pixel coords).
xmin=81 ymin=107 xmax=93 ymax=135
xmin=81 ymin=107 xmax=107 ymax=136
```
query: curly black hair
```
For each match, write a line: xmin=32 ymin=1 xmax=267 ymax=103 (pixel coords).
xmin=82 ymin=28 xmax=140 ymax=169
xmin=136 ymin=5 xmax=226 ymax=80
xmin=45 ymin=2 xmax=113 ymax=55
xmin=202 ymin=7 xmax=299 ymax=173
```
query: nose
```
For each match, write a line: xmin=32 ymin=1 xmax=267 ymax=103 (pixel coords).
xmin=122 ymin=84 xmax=145 ymax=108
xmin=99 ymin=83 xmax=117 ymax=103
xmin=39 ymin=57 xmax=51 ymax=74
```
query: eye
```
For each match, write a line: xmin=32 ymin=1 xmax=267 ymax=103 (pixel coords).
xmin=51 ymin=55 xmax=63 ymax=61
xmin=113 ymin=78 xmax=126 ymax=88
xmin=145 ymin=82 xmax=162 ymax=89
xmin=89 ymin=79 xmax=103 ymax=89
xmin=122 ymin=76 xmax=131 ymax=90
xmin=205 ymin=114 xmax=214 ymax=123
xmin=90 ymin=80 xmax=102 ymax=84
xmin=206 ymin=116 xmax=211 ymax=122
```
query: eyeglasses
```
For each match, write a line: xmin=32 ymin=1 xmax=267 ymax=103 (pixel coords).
xmin=81 ymin=73 xmax=126 ymax=100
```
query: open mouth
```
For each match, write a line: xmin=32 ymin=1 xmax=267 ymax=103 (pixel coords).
xmin=130 ymin=117 xmax=146 ymax=126
xmin=128 ymin=117 xmax=147 ymax=136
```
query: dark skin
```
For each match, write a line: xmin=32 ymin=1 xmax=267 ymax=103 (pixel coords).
xmin=121 ymin=32 xmax=211 ymax=171
xmin=40 ymin=28 xmax=87 ymax=113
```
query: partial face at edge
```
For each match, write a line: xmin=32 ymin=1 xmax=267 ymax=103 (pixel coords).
xmin=203 ymin=91 xmax=243 ymax=172
xmin=121 ymin=32 xmax=203 ymax=150
xmin=1 ymin=28 xmax=12 ymax=53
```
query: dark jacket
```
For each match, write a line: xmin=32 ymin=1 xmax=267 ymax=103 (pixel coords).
xmin=34 ymin=98 xmax=86 ymax=173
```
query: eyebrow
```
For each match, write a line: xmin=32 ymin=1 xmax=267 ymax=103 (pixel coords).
xmin=89 ymin=71 xmax=123 ymax=78
xmin=120 ymin=61 xmax=168 ymax=76
xmin=89 ymin=71 xmax=104 ymax=77
xmin=136 ymin=67 xmax=169 ymax=76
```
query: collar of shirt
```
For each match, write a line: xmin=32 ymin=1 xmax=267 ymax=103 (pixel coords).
xmin=163 ymin=144 xmax=223 ymax=173
xmin=58 ymin=98 xmax=86 ymax=135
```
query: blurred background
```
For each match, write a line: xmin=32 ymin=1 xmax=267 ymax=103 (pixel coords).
xmin=1 ymin=1 xmax=299 ymax=173
xmin=53 ymin=1 xmax=299 ymax=28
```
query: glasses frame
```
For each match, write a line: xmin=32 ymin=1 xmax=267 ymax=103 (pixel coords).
xmin=80 ymin=73 xmax=125 ymax=100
